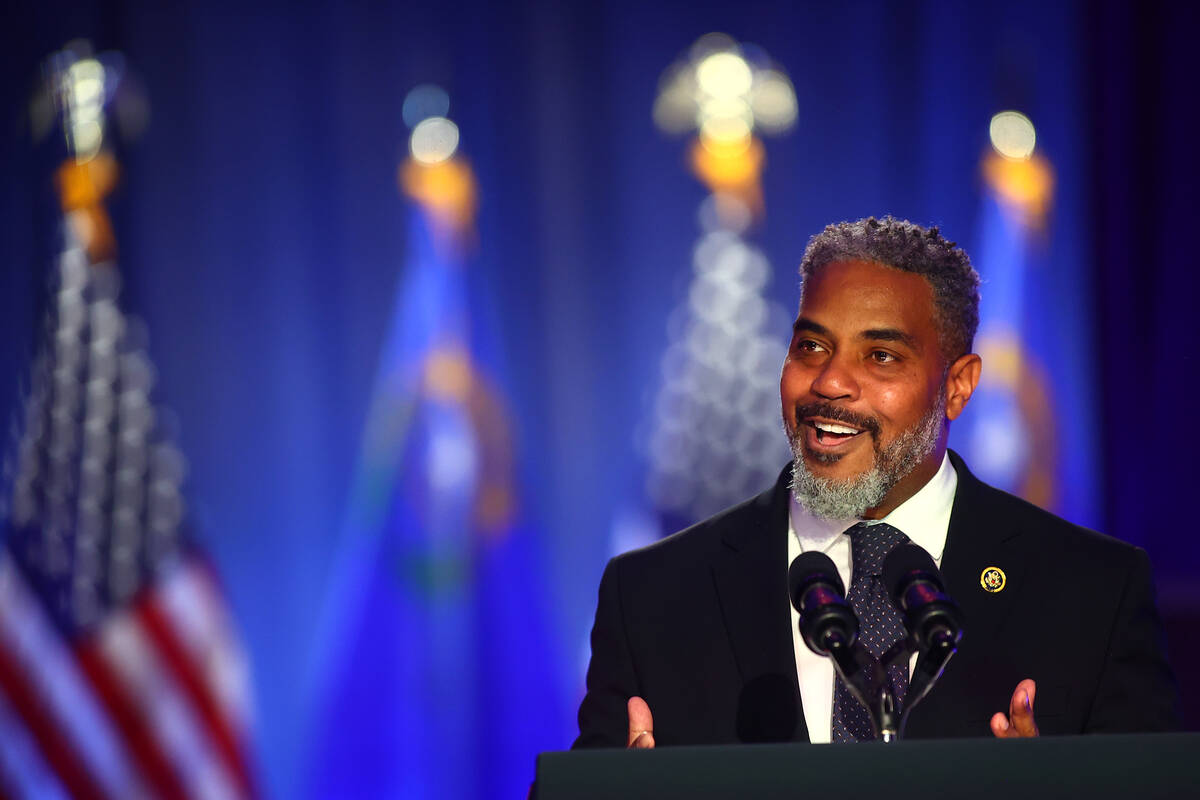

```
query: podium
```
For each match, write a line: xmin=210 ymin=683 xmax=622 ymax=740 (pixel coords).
xmin=535 ymin=733 xmax=1198 ymax=799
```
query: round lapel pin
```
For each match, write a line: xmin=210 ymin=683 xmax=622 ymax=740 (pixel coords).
xmin=980 ymin=566 xmax=1006 ymax=593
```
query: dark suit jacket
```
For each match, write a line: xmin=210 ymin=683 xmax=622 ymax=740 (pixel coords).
xmin=573 ymin=451 xmax=1181 ymax=747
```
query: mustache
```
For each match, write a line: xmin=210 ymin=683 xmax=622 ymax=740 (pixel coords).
xmin=793 ymin=402 xmax=881 ymax=439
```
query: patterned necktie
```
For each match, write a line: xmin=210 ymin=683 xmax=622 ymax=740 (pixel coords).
xmin=830 ymin=521 xmax=910 ymax=742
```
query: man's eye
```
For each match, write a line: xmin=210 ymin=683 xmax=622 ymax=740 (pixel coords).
xmin=796 ymin=339 xmax=826 ymax=353
xmin=870 ymin=350 xmax=897 ymax=364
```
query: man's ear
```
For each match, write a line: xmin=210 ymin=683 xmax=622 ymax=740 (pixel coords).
xmin=944 ymin=353 xmax=982 ymax=421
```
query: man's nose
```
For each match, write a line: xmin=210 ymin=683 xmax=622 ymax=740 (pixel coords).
xmin=810 ymin=354 xmax=858 ymax=401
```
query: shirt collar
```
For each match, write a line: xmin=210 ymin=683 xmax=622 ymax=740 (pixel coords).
xmin=789 ymin=451 xmax=957 ymax=559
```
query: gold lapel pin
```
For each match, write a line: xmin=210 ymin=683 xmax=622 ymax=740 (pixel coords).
xmin=980 ymin=566 xmax=1006 ymax=593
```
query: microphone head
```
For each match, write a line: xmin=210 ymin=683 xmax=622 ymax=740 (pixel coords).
xmin=788 ymin=551 xmax=845 ymax=612
xmin=788 ymin=552 xmax=856 ymax=655
xmin=883 ymin=543 xmax=943 ymax=603
xmin=883 ymin=543 xmax=964 ymax=650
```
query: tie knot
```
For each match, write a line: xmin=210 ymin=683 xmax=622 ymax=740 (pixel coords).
xmin=846 ymin=521 xmax=909 ymax=578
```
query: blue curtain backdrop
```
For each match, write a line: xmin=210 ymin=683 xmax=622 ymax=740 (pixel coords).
xmin=2 ymin=1 xmax=1198 ymax=797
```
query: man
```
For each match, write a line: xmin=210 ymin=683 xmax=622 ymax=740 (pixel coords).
xmin=573 ymin=216 xmax=1180 ymax=748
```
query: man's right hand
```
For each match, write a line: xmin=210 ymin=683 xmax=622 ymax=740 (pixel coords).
xmin=627 ymin=696 xmax=655 ymax=748
xmin=990 ymin=678 xmax=1039 ymax=738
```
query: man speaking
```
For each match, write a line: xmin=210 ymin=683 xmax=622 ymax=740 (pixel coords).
xmin=573 ymin=216 xmax=1180 ymax=748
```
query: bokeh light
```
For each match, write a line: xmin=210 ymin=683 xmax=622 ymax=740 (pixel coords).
xmin=642 ymin=34 xmax=799 ymax=520
xmin=689 ymin=32 xmax=739 ymax=63
xmin=989 ymin=110 xmax=1036 ymax=160
xmin=68 ymin=59 xmax=105 ymax=110
xmin=652 ymin=64 xmax=698 ymax=134
xmin=64 ymin=57 xmax=107 ymax=161
xmin=652 ymin=33 xmax=797 ymax=143
xmin=750 ymin=70 xmax=797 ymax=133
xmin=410 ymin=116 xmax=460 ymax=165
xmin=697 ymin=193 xmax=752 ymax=235
xmin=643 ymin=226 xmax=792 ymax=520
xmin=695 ymin=52 xmax=753 ymax=100
xmin=403 ymin=84 xmax=450 ymax=129
xmin=699 ymin=115 xmax=752 ymax=152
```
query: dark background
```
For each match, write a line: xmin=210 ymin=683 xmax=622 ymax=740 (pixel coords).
xmin=2 ymin=1 xmax=1197 ymax=797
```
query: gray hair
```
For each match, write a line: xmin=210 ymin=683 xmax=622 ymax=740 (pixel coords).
xmin=799 ymin=216 xmax=981 ymax=360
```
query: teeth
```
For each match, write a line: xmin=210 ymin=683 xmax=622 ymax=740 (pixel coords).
xmin=814 ymin=422 xmax=860 ymax=435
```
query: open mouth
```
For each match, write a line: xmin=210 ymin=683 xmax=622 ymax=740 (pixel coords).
xmin=805 ymin=419 xmax=867 ymax=447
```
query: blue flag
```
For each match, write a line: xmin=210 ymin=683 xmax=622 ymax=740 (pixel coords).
xmin=951 ymin=148 xmax=1098 ymax=524
xmin=304 ymin=153 xmax=566 ymax=799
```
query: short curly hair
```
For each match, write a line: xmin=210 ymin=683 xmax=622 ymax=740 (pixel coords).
xmin=799 ymin=216 xmax=981 ymax=360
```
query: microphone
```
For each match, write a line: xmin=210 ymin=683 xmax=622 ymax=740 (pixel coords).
xmin=789 ymin=551 xmax=900 ymax=742
xmin=883 ymin=543 xmax=963 ymax=736
xmin=882 ymin=544 xmax=963 ymax=651
xmin=788 ymin=552 xmax=857 ymax=656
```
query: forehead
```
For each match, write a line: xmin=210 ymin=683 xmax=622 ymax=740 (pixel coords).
xmin=799 ymin=259 xmax=938 ymax=339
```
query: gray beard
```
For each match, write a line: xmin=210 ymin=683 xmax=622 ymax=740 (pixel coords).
xmin=788 ymin=395 xmax=946 ymax=520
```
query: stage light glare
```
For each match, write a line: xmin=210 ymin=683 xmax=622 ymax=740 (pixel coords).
xmin=402 ymin=84 xmax=450 ymax=128
xmin=689 ymin=32 xmax=740 ymax=64
xmin=71 ymin=120 xmax=103 ymax=158
xmin=696 ymin=52 xmax=753 ymax=100
xmin=653 ymin=67 xmax=699 ymax=134
xmin=64 ymin=59 xmax=108 ymax=160
xmin=68 ymin=59 xmax=105 ymax=109
xmin=989 ymin=110 xmax=1036 ymax=160
xmin=699 ymin=96 xmax=752 ymax=126
xmin=410 ymin=116 xmax=459 ymax=164
xmin=750 ymin=70 xmax=797 ymax=132
xmin=699 ymin=116 xmax=752 ymax=153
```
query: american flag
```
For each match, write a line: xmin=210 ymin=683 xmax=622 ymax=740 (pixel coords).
xmin=0 ymin=43 xmax=257 ymax=800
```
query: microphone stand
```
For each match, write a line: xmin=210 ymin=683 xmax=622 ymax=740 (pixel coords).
xmin=871 ymin=643 xmax=909 ymax=742
xmin=875 ymin=688 xmax=900 ymax=743
xmin=824 ymin=634 xmax=901 ymax=741
xmin=898 ymin=631 xmax=958 ymax=738
xmin=832 ymin=638 xmax=941 ymax=743
xmin=871 ymin=665 xmax=901 ymax=743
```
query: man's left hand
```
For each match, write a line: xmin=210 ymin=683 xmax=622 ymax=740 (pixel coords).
xmin=990 ymin=678 xmax=1039 ymax=737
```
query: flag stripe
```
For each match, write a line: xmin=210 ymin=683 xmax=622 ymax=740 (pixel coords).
xmin=0 ymin=643 xmax=109 ymax=800
xmin=75 ymin=636 xmax=192 ymax=800
xmin=158 ymin=561 xmax=252 ymax=733
xmin=97 ymin=612 xmax=241 ymax=800
xmin=0 ymin=556 xmax=150 ymax=800
xmin=0 ymin=690 xmax=71 ymax=800
xmin=136 ymin=593 xmax=255 ymax=798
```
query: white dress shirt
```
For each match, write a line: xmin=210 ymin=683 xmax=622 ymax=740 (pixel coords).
xmin=786 ymin=452 xmax=958 ymax=743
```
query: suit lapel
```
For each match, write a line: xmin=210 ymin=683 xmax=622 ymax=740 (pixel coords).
xmin=940 ymin=451 xmax=1029 ymax=641
xmin=906 ymin=451 xmax=1037 ymax=736
xmin=711 ymin=467 xmax=810 ymax=743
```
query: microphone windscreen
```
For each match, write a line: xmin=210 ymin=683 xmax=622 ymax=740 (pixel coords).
xmin=788 ymin=551 xmax=844 ymax=611
xmin=883 ymin=543 xmax=943 ymax=599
